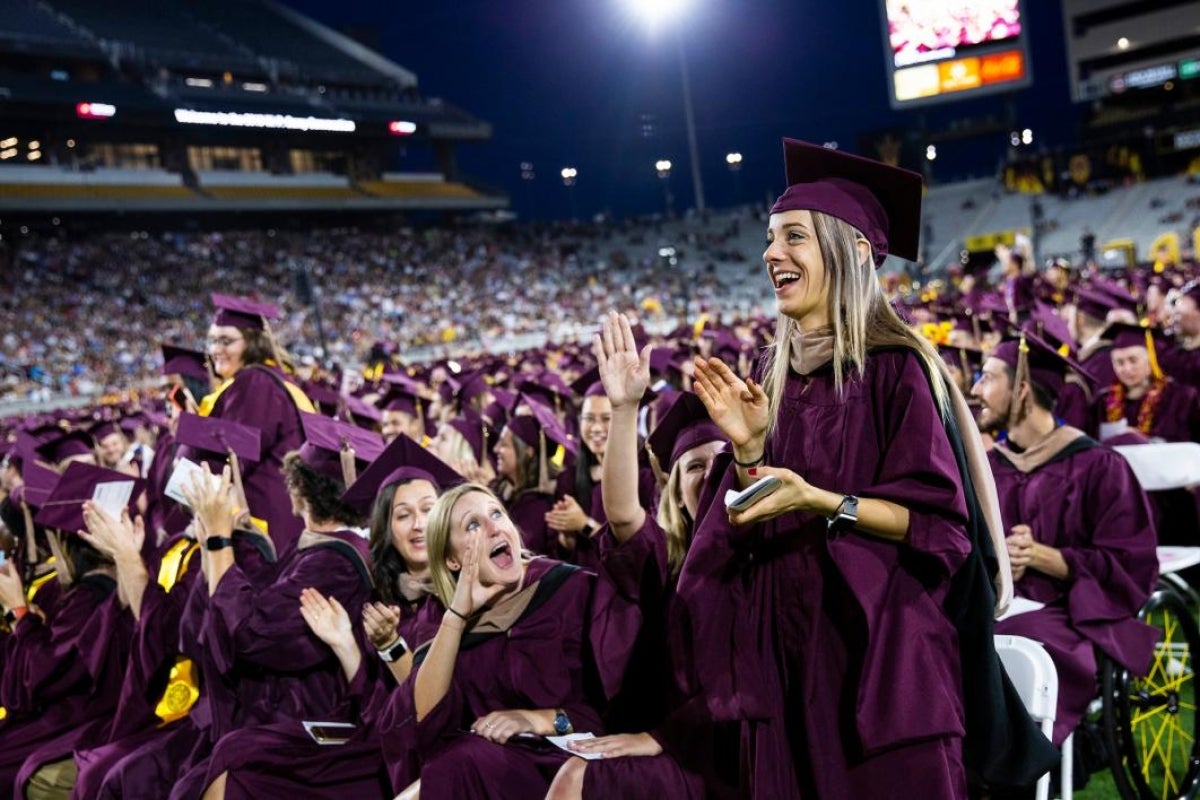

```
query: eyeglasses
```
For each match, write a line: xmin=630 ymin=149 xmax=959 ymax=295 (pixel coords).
xmin=206 ymin=335 xmax=244 ymax=349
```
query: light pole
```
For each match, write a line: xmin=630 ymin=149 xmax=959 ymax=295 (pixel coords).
xmin=561 ymin=166 xmax=578 ymax=220
xmin=622 ymin=0 xmax=705 ymax=213
xmin=656 ymin=159 xmax=674 ymax=217
xmin=520 ymin=161 xmax=536 ymax=218
xmin=725 ymin=151 xmax=742 ymax=205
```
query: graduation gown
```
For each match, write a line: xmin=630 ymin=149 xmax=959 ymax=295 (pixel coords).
xmin=1158 ymin=340 xmax=1200 ymax=389
xmin=990 ymin=431 xmax=1159 ymax=743
xmin=554 ymin=467 xmax=658 ymax=570
xmin=200 ymin=365 xmax=307 ymax=557
xmin=380 ymin=558 xmax=625 ymax=800
xmin=677 ymin=349 xmax=977 ymax=799
xmin=506 ymin=489 xmax=557 ymax=556
xmin=0 ymin=574 xmax=132 ymax=798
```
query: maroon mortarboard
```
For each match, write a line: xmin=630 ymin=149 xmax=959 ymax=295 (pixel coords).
xmin=976 ymin=292 xmax=1011 ymax=318
xmin=437 ymin=374 xmax=463 ymax=405
xmin=990 ymin=331 xmax=1095 ymax=398
xmin=35 ymin=430 xmax=95 ymax=464
xmin=296 ymin=413 xmax=385 ymax=484
xmin=339 ymin=433 xmax=463 ymax=516
xmin=1026 ymin=302 xmax=1074 ymax=353
xmin=649 ymin=347 xmax=677 ymax=376
xmin=938 ymin=343 xmax=984 ymax=376
xmin=211 ymin=293 xmax=280 ymax=331
xmin=161 ymin=344 xmax=211 ymax=382
xmin=770 ymin=138 xmax=923 ymax=266
xmin=1071 ymin=287 xmax=1120 ymax=321
xmin=509 ymin=394 xmax=578 ymax=457
xmin=517 ymin=372 xmax=574 ymax=411
xmin=34 ymin=462 xmax=145 ymax=533
xmin=341 ymin=394 xmax=382 ymax=430
xmin=569 ymin=367 xmax=603 ymax=399
xmin=459 ymin=370 xmax=492 ymax=406
xmin=445 ymin=408 xmax=492 ymax=464
xmin=174 ymin=414 xmax=262 ymax=462
xmin=302 ymin=381 xmax=342 ymax=411
xmin=119 ymin=412 xmax=153 ymax=437
xmin=379 ymin=379 xmax=425 ymax=417
xmin=15 ymin=459 xmax=60 ymax=509
xmin=481 ymin=399 xmax=510 ymax=432
xmin=88 ymin=419 xmax=125 ymax=442
xmin=646 ymin=392 xmax=726 ymax=473
xmin=1090 ymin=279 xmax=1139 ymax=314
xmin=1103 ymin=321 xmax=1166 ymax=354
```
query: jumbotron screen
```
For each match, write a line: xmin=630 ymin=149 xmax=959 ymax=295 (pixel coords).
xmin=880 ymin=0 xmax=1032 ymax=108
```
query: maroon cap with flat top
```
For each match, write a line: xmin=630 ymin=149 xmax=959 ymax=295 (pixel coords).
xmin=646 ymin=392 xmax=726 ymax=472
xmin=339 ymin=433 xmax=463 ymax=516
xmin=174 ymin=414 xmax=262 ymax=462
xmin=162 ymin=344 xmax=211 ymax=383
xmin=296 ymin=413 xmax=385 ymax=484
xmin=211 ymin=293 xmax=280 ymax=331
xmin=771 ymin=139 xmax=923 ymax=266
xmin=34 ymin=461 xmax=145 ymax=533
xmin=990 ymin=331 xmax=1094 ymax=399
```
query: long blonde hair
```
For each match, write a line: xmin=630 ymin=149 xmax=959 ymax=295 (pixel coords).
xmin=655 ymin=461 xmax=690 ymax=578
xmin=761 ymin=211 xmax=948 ymax=438
xmin=425 ymin=482 xmax=495 ymax=609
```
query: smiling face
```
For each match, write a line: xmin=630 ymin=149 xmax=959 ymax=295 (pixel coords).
xmin=494 ymin=427 xmax=518 ymax=480
xmin=96 ymin=431 xmax=129 ymax=469
xmin=579 ymin=395 xmax=612 ymax=460
xmin=206 ymin=324 xmax=247 ymax=379
xmin=677 ymin=439 xmax=726 ymax=520
xmin=389 ymin=478 xmax=436 ymax=571
xmin=445 ymin=489 xmax=524 ymax=590
xmin=763 ymin=210 xmax=831 ymax=326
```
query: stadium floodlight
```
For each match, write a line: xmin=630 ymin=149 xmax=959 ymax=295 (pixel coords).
xmin=655 ymin=159 xmax=673 ymax=175
xmin=0 ymin=148 xmax=16 ymax=160
xmin=0 ymin=138 xmax=16 ymax=149
xmin=1117 ymin=37 xmax=1130 ymax=50
xmin=560 ymin=167 xmax=578 ymax=186
xmin=1021 ymin=128 xmax=1033 ymax=145
xmin=622 ymin=0 xmax=692 ymax=29
xmin=925 ymin=145 xmax=937 ymax=161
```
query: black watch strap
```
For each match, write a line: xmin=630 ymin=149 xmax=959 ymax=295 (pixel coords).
xmin=205 ymin=536 xmax=234 ymax=552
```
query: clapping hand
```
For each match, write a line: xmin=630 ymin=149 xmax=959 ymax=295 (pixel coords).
xmin=180 ymin=464 xmax=236 ymax=544
xmin=362 ymin=601 xmax=402 ymax=649
xmin=692 ymin=356 xmax=769 ymax=456
xmin=545 ymin=495 xmax=588 ymax=533
xmin=299 ymin=587 xmax=355 ymax=651
xmin=78 ymin=501 xmax=145 ymax=562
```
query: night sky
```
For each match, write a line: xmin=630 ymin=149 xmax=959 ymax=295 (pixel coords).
xmin=280 ymin=0 xmax=1081 ymax=220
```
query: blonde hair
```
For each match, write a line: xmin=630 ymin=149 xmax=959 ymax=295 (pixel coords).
xmin=761 ymin=211 xmax=948 ymax=438
xmin=425 ymin=482 xmax=497 ymax=609
xmin=655 ymin=461 xmax=690 ymax=578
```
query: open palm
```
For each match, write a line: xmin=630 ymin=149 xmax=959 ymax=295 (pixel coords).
xmin=593 ymin=311 xmax=650 ymax=409
xmin=692 ymin=356 xmax=770 ymax=449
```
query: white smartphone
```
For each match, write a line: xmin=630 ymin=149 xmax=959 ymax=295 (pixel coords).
xmin=724 ymin=475 xmax=782 ymax=512
xmin=302 ymin=721 xmax=356 ymax=746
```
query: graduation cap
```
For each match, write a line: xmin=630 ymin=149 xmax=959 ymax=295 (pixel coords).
xmin=35 ymin=430 xmax=95 ymax=465
xmin=441 ymin=408 xmax=492 ymax=465
xmin=517 ymin=371 xmax=574 ymax=411
xmin=1026 ymin=302 xmax=1074 ymax=354
xmin=1090 ymin=279 xmax=1140 ymax=314
xmin=459 ymin=370 xmax=493 ymax=407
xmin=378 ymin=377 xmax=425 ymax=419
xmin=339 ymin=433 xmax=463 ymax=516
xmin=161 ymin=344 xmax=210 ymax=383
xmin=508 ymin=397 xmax=576 ymax=456
xmin=34 ymin=461 xmax=145 ymax=533
xmin=87 ymin=419 xmax=126 ymax=443
xmin=296 ymin=413 xmax=385 ymax=486
xmin=211 ymin=293 xmax=280 ymax=331
xmin=302 ymin=381 xmax=342 ymax=412
xmin=339 ymin=393 xmax=383 ymax=431
xmin=175 ymin=414 xmax=262 ymax=463
xmin=1071 ymin=287 xmax=1120 ymax=322
xmin=569 ymin=367 xmax=604 ymax=400
xmin=990 ymin=331 xmax=1094 ymax=400
xmin=14 ymin=459 xmax=60 ymax=510
xmin=771 ymin=138 xmax=923 ymax=266
xmin=646 ymin=392 xmax=725 ymax=478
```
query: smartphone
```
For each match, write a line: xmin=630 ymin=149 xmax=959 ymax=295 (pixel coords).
xmin=303 ymin=721 xmax=356 ymax=745
xmin=724 ymin=475 xmax=782 ymax=512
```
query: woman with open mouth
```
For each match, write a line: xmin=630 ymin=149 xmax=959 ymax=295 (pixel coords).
xmin=384 ymin=482 xmax=636 ymax=800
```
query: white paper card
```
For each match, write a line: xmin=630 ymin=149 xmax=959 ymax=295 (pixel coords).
xmin=91 ymin=481 xmax=135 ymax=518
xmin=1115 ymin=442 xmax=1200 ymax=491
xmin=996 ymin=596 xmax=1045 ymax=622
xmin=545 ymin=732 xmax=603 ymax=760
xmin=1098 ymin=419 xmax=1130 ymax=442
xmin=164 ymin=458 xmax=220 ymax=508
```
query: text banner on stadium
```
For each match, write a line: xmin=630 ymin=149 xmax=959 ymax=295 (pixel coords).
xmin=174 ymin=109 xmax=356 ymax=133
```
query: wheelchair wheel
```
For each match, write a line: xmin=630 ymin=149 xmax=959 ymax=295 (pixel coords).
xmin=1103 ymin=589 xmax=1200 ymax=800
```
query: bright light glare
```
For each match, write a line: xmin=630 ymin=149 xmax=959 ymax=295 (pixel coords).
xmin=623 ymin=0 xmax=691 ymax=29
xmin=655 ymin=159 xmax=672 ymax=172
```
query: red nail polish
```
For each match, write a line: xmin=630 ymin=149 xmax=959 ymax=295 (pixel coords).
xmin=748 ymin=468 xmax=758 ymax=476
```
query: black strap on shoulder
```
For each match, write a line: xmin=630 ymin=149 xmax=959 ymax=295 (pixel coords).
xmin=300 ymin=538 xmax=374 ymax=593
xmin=412 ymin=562 xmax=581 ymax=667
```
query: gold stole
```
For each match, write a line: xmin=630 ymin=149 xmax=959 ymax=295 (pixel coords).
xmin=153 ymin=539 xmax=202 ymax=725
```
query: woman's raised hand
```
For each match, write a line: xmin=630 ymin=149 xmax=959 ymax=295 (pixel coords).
xmin=180 ymin=464 xmax=236 ymax=543
xmin=593 ymin=311 xmax=651 ymax=410
xmin=447 ymin=528 xmax=506 ymax=620
xmin=299 ymin=587 xmax=354 ymax=651
xmin=692 ymin=356 xmax=769 ymax=453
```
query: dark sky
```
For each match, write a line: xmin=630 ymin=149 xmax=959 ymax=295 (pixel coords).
xmin=280 ymin=0 xmax=1079 ymax=220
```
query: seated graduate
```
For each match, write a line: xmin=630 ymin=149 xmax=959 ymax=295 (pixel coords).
xmin=381 ymin=482 xmax=636 ymax=800
xmin=0 ymin=463 xmax=138 ymax=800
xmin=274 ymin=433 xmax=466 ymax=797
xmin=73 ymin=414 xmax=278 ymax=800
xmin=973 ymin=331 xmax=1160 ymax=744
xmin=548 ymin=311 xmax=726 ymax=800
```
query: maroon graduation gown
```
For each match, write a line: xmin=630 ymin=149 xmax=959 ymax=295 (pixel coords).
xmin=380 ymin=558 xmax=617 ymax=800
xmin=990 ymin=435 xmax=1159 ymax=743
xmin=677 ymin=349 xmax=973 ymax=799
xmin=1158 ymin=340 xmax=1200 ymax=389
xmin=203 ymin=365 xmax=307 ymax=557
xmin=506 ymin=489 xmax=557 ymax=556
xmin=0 ymin=574 xmax=132 ymax=798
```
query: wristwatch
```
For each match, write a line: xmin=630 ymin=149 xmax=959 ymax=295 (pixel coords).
xmin=205 ymin=536 xmax=234 ymax=552
xmin=553 ymin=708 xmax=573 ymax=736
xmin=827 ymin=495 xmax=859 ymax=532
xmin=377 ymin=636 xmax=410 ymax=662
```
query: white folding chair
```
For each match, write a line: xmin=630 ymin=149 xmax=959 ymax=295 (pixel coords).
xmin=995 ymin=634 xmax=1074 ymax=800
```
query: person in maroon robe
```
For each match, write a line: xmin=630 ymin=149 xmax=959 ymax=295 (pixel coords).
xmin=547 ymin=312 xmax=726 ymax=800
xmin=973 ymin=332 xmax=1159 ymax=743
xmin=380 ymin=483 xmax=636 ymax=800
xmin=183 ymin=414 xmax=383 ymax=800
xmin=0 ymin=465 xmax=138 ymax=799
xmin=187 ymin=293 xmax=316 ymax=558
xmin=1069 ymin=288 xmax=1119 ymax=390
xmin=669 ymin=139 xmax=1053 ymax=798
xmin=1092 ymin=321 xmax=1200 ymax=548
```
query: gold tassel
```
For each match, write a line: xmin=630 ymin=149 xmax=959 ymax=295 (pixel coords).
xmin=1010 ymin=333 xmax=1032 ymax=427
xmin=1146 ymin=329 xmax=1163 ymax=381
xmin=45 ymin=530 xmax=73 ymax=589
xmin=339 ymin=441 xmax=357 ymax=488
xmin=20 ymin=500 xmax=37 ymax=569
xmin=645 ymin=443 xmax=667 ymax=489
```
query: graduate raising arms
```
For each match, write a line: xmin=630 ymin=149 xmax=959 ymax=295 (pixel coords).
xmin=680 ymin=139 xmax=1050 ymax=798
